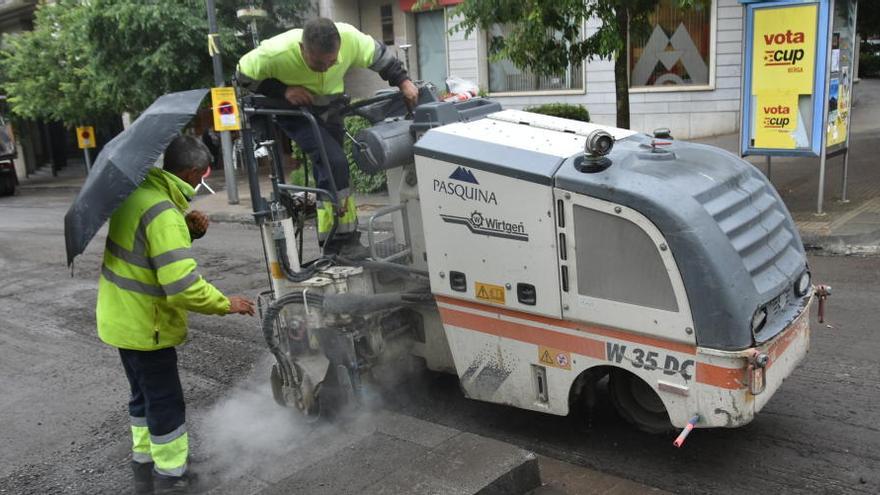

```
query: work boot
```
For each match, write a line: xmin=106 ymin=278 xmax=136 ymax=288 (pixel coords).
xmin=153 ymin=470 xmax=203 ymax=494
xmin=130 ymin=461 xmax=153 ymax=494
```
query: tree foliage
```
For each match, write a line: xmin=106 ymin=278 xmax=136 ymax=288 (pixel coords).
xmin=454 ymin=0 xmax=692 ymax=128
xmin=0 ymin=1 xmax=97 ymax=123
xmin=856 ymin=0 xmax=880 ymax=39
xmin=0 ymin=0 xmax=309 ymax=125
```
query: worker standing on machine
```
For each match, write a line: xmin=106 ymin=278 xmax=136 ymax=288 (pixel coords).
xmin=236 ymin=17 xmax=418 ymax=254
xmin=96 ymin=135 xmax=255 ymax=494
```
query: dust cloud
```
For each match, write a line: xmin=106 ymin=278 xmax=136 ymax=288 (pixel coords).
xmin=196 ymin=358 xmax=329 ymax=482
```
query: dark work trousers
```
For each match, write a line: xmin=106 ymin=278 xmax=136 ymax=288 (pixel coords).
xmin=119 ymin=347 xmax=186 ymax=442
xmin=275 ymin=115 xmax=350 ymax=196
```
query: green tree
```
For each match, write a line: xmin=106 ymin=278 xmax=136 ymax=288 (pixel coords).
xmin=856 ymin=0 xmax=879 ymax=40
xmin=0 ymin=1 xmax=100 ymax=124
xmin=454 ymin=0 xmax=693 ymax=129
xmin=0 ymin=0 xmax=309 ymax=125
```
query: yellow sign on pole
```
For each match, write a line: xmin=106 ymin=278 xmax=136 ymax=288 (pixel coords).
xmin=211 ymin=87 xmax=241 ymax=132
xmin=76 ymin=126 xmax=96 ymax=149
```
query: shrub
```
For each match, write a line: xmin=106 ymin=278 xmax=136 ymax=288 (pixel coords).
xmin=525 ymin=103 xmax=590 ymax=122
xmin=859 ymin=50 xmax=880 ymax=78
xmin=287 ymin=115 xmax=387 ymax=193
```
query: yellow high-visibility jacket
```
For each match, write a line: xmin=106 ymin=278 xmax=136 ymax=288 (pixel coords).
xmin=96 ymin=168 xmax=229 ymax=350
xmin=237 ymin=22 xmax=406 ymax=100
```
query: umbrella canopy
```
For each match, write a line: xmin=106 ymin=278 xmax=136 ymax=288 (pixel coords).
xmin=64 ymin=88 xmax=209 ymax=265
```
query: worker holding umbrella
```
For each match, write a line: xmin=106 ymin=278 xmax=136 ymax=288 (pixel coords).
xmin=64 ymin=90 xmax=255 ymax=493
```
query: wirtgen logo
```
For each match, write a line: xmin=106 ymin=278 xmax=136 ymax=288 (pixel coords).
xmin=763 ymin=30 xmax=807 ymax=70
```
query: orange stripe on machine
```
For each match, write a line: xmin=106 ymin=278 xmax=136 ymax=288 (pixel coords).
xmin=436 ymin=296 xmax=749 ymax=390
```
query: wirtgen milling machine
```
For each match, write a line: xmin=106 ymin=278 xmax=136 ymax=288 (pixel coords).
xmin=238 ymin=88 xmax=820 ymax=436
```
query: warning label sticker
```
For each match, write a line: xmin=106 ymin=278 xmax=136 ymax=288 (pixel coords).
xmin=475 ymin=282 xmax=506 ymax=305
xmin=539 ymin=346 xmax=571 ymax=370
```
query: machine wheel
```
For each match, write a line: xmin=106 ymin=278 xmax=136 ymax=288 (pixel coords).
xmin=609 ymin=369 xmax=673 ymax=434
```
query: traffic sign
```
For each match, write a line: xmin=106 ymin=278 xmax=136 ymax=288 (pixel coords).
xmin=211 ymin=87 xmax=241 ymax=131
xmin=76 ymin=126 xmax=96 ymax=149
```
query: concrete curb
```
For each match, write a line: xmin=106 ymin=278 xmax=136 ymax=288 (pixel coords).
xmin=802 ymin=229 xmax=880 ymax=255
xmin=481 ymin=452 xmax=541 ymax=495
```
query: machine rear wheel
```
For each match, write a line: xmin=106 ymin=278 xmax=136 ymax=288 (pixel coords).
xmin=609 ymin=369 xmax=673 ymax=434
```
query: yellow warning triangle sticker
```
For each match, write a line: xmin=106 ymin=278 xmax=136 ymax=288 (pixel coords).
xmin=540 ymin=350 xmax=554 ymax=365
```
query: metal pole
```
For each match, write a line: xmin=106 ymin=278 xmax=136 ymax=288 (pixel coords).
xmin=206 ymin=0 xmax=239 ymax=205
xmin=817 ymin=0 xmax=835 ymax=216
xmin=83 ymin=148 xmax=91 ymax=173
xmin=766 ymin=155 xmax=772 ymax=181
xmin=840 ymin=0 xmax=857 ymax=203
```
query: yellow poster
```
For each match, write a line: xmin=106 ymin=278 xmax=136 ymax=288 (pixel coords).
xmin=211 ymin=87 xmax=241 ymax=132
xmin=76 ymin=126 xmax=96 ymax=149
xmin=826 ymin=77 xmax=847 ymax=146
xmin=754 ymin=93 xmax=799 ymax=149
xmin=752 ymin=4 xmax=818 ymax=95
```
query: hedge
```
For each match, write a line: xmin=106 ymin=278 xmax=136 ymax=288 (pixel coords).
xmin=524 ymin=103 xmax=590 ymax=122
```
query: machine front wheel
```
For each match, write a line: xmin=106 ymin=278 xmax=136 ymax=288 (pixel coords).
xmin=609 ymin=369 xmax=673 ymax=434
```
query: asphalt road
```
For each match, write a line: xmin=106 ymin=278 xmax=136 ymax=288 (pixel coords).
xmin=1 ymin=187 xmax=877 ymax=494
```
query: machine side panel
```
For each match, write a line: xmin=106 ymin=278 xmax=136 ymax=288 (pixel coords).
xmin=415 ymin=155 xmax=563 ymax=319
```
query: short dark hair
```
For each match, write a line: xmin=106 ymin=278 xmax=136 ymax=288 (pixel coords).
xmin=302 ymin=18 xmax=340 ymax=54
xmin=163 ymin=135 xmax=212 ymax=174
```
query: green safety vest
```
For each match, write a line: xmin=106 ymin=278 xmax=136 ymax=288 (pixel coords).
xmin=238 ymin=22 xmax=378 ymax=97
xmin=96 ymin=168 xmax=230 ymax=351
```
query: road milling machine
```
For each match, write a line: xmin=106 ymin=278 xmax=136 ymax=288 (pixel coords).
xmin=237 ymin=86 xmax=821 ymax=434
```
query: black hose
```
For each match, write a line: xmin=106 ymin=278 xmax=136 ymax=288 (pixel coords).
xmin=334 ymin=255 xmax=430 ymax=278
xmin=260 ymin=291 xmax=325 ymax=387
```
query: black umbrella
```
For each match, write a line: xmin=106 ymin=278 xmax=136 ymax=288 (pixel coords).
xmin=64 ymin=88 xmax=209 ymax=265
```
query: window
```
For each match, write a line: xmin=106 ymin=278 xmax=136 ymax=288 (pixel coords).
xmin=416 ymin=10 xmax=448 ymax=91
xmin=572 ymin=205 xmax=677 ymax=312
xmin=487 ymin=25 xmax=584 ymax=93
xmin=380 ymin=5 xmax=394 ymax=46
xmin=629 ymin=0 xmax=713 ymax=88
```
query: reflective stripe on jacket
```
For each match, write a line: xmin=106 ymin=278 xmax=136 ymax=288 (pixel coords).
xmin=237 ymin=22 xmax=397 ymax=98
xmin=96 ymin=168 xmax=230 ymax=350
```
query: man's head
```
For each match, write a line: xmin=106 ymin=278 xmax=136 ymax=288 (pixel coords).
xmin=300 ymin=18 xmax=340 ymax=73
xmin=163 ymin=135 xmax=212 ymax=188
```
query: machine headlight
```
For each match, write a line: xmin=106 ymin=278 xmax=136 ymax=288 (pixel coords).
xmin=751 ymin=307 xmax=768 ymax=333
xmin=795 ymin=271 xmax=811 ymax=297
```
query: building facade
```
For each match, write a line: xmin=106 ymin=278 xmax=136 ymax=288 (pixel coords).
xmin=322 ymin=0 xmax=745 ymax=139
